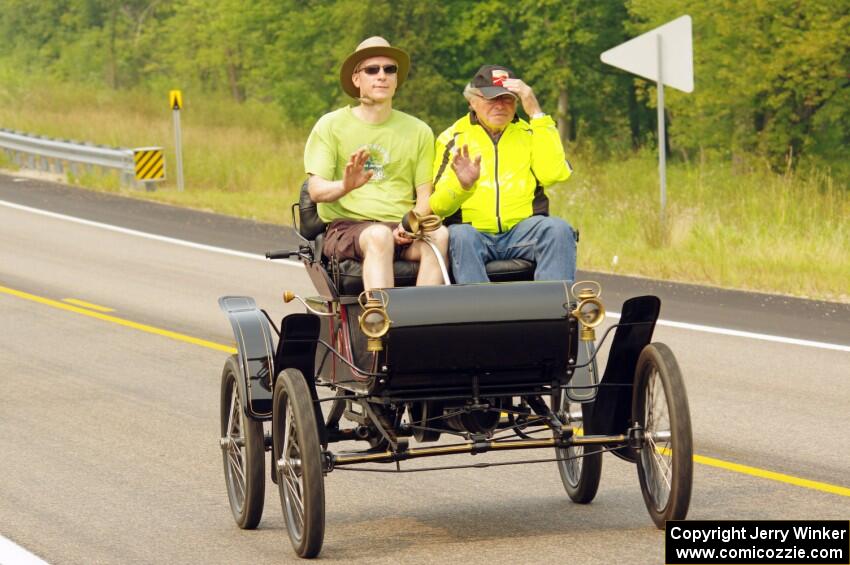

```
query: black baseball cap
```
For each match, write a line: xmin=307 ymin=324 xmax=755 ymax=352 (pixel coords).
xmin=468 ymin=65 xmax=518 ymax=99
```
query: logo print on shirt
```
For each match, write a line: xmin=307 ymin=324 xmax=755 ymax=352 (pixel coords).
xmin=362 ymin=144 xmax=390 ymax=182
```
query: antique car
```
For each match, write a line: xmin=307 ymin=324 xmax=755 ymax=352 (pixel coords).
xmin=217 ymin=185 xmax=693 ymax=558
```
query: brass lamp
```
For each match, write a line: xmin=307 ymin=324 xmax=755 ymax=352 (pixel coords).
xmin=358 ymin=290 xmax=391 ymax=352
xmin=570 ymin=282 xmax=606 ymax=341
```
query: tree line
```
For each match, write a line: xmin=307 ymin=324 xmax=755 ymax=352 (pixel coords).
xmin=1 ymin=0 xmax=848 ymax=177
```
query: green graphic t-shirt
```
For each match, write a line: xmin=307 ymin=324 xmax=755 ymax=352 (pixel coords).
xmin=304 ymin=107 xmax=435 ymax=223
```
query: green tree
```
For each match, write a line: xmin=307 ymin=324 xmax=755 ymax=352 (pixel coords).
xmin=629 ymin=0 xmax=850 ymax=168
xmin=1 ymin=0 xmax=846 ymax=177
xmin=517 ymin=0 xmax=647 ymax=152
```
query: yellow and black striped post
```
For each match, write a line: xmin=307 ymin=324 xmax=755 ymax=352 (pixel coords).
xmin=133 ymin=147 xmax=165 ymax=182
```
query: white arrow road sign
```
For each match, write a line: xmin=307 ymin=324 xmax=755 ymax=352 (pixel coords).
xmin=600 ymin=15 xmax=694 ymax=222
xmin=601 ymin=14 xmax=693 ymax=92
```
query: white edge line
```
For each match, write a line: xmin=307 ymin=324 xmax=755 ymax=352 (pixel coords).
xmin=0 ymin=199 xmax=303 ymax=268
xmin=607 ymin=311 xmax=850 ymax=353
xmin=0 ymin=535 xmax=50 ymax=565
xmin=3 ymin=198 xmax=847 ymax=353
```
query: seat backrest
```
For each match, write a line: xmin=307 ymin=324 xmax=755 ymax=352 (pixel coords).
xmin=298 ymin=180 xmax=326 ymax=241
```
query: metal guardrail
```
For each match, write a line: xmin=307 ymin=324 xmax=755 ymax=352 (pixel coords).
xmin=0 ymin=128 xmax=160 ymax=189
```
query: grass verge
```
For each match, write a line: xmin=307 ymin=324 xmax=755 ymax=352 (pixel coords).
xmin=555 ymin=151 xmax=848 ymax=302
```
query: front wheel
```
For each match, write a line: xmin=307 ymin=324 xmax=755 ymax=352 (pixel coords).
xmin=273 ymin=368 xmax=325 ymax=558
xmin=632 ymin=343 xmax=693 ymax=528
xmin=220 ymin=355 xmax=265 ymax=529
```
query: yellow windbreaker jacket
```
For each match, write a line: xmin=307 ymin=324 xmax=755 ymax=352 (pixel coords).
xmin=430 ymin=112 xmax=572 ymax=233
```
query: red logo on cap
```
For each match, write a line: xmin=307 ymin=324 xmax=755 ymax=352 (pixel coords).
xmin=491 ymin=69 xmax=509 ymax=86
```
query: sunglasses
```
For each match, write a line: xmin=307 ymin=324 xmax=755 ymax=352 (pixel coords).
xmin=358 ymin=64 xmax=399 ymax=75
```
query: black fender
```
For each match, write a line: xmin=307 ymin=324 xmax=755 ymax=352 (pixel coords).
xmin=586 ymin=295 xmax=661 ymax=463
xmin=275 ymin=313 xmax=320 ymax=380
xmin=275 ymin=313 xmax=328 ymax=445
xmin=218 ymin=296 xmax=275 ymax=420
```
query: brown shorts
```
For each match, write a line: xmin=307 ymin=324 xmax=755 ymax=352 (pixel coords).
xmin=322 ymin=219 xmax=404 ymax=261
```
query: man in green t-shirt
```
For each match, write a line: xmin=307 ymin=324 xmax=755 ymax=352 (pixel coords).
xmin=304 ymin=36 xmax=448 ymax=291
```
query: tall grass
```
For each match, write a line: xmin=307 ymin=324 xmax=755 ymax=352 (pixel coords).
xmin=1 ymin=75 xmax=847 ymax=302
xmin=554 ymin=149 xmax=849 ymax=301
xmin=0 ymin=73 xmax=306 ymax=222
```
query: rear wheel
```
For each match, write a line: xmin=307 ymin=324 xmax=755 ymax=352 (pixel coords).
xmin=556 ymin=392 xmax=602 ymax=503
xmin=556 ymin=339 xmax=602 ymax=503
xmin=220 ymin=355 xmax=265 ymax=529
xmin=632 ymin=343 xmax=693 ymax=528
xmin=409 ymin=401 xmax=442 ymax=442
xmin=273 ymin=368 xmax=325 ymax=558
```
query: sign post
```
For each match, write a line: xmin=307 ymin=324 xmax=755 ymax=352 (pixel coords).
xmin=600 ymin=15 xmax=693 ymax=223
xmin=656 ymin=34 xmax=667 ymax=221
xmin=169 ymin=90 xmax=185 ymax=192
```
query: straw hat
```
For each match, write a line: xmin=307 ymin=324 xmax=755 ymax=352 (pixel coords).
xmin=339 ymin=36 xmax=410 ymax=99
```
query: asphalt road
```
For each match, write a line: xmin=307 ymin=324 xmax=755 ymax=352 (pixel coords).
xmin=1 ymin=174 xmax=848 ymax=564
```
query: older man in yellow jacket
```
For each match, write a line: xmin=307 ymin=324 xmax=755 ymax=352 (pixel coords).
xmin=430 ymin=65 xmax=575 ymax=284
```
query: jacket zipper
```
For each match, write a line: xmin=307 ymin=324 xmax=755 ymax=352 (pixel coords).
xmin=491 ymin=135 xmax=503 ymax=233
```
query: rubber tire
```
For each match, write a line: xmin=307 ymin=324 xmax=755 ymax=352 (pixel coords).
xmin=632 ymin=343 xmax=693 ymax=528
xmin=410 ymin=401 xmax=442 ymax=443
xmin=273 ymin=368 xmax=325 ymax=558
xmin=220 ymin=355 xmax=265 ymax=529
xmin=557 ymin=399 xmax=603 ymax=504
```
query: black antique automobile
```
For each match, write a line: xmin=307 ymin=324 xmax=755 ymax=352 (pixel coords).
xmin=217 ymin=185 xmax=693 ymax=558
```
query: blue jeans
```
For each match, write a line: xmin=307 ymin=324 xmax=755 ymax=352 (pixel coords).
xmin=449 ymin=216 xmax=576 ymax=284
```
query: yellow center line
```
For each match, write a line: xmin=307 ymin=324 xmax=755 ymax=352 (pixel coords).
xmin=62 ymin=298 xmax=115 ymax=312
xmin=1 ymin=284 xmax=235 ymax=354
xmin=3 ymin=283 xmax=849 ymax=498
xmin=657 ymin=446 xmax=850 ymax=497
xmin=693 ymin=453 xmax=850 ymax=498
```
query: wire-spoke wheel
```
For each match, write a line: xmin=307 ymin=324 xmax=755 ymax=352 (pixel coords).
xmin=555 ymin=400 xmax=602 ymax=503
xmin=632 ymin=343 xmax=693 ymax=528
xmin=220 ymin=355 xmax=265 ymax=529
xmin=273 ymin=368 xmax=325 ymax=558
xmin=555 ymin=339 xmax=602 ymax=503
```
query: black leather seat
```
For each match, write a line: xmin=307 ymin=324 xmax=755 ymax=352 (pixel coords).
xmin=295 ymin=181 xmax=535 ymax=296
